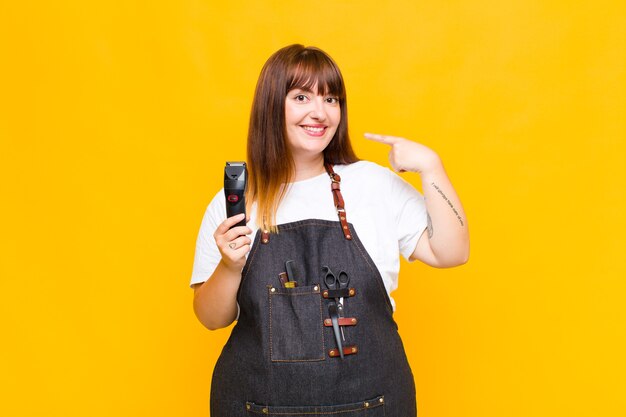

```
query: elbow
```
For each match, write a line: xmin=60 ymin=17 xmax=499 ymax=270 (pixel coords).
xmin=435 ymin=245 xmax=470 ymax=268
xmin=447 ymin=238 xmax=470 ymax=267
xmin=205 ymin=317 xmax=236 ymax=331
xmin=454 ymin=244 xmax=470 ymax=266
xmin=193 ymin=305 xmax=230 ymax=331
xmin=454 ymin=251 xmax=470 ymax=267
xmin=202 ymin=321 xmax=225 ymax=331
xmin=437 ymin=256 xmax=468 ymax=268
xmin=192 ymin=285 xmax=218 ymax=331
xmin=193 ymin=296 xmax=218 ymax=331
xmin=192 ymin=296 xmax=235 ymax=331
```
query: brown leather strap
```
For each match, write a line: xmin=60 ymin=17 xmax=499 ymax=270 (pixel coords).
xmin=325 ymin=163 xmax=353 ymax=240
xmin=261 ymin=229 xmax=270 ymax=244
xmin=324 ymin=317 xmax=358 ymax=327
xmin=329 ymin=345 xmax=358 ymax=357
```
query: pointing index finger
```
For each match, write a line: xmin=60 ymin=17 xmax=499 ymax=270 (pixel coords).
xmin=364 ymin=132 xmax=402 ymax=145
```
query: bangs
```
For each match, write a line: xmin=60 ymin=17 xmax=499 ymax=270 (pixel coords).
xmin=287 ymin=50 xmax=345 ymax=99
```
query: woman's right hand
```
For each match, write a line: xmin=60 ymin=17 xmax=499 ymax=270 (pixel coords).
xmin=213 ymin=213 xmax=252 ymax=272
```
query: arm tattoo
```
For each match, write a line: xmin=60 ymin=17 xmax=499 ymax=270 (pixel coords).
xmin=430 ymin=182 xmax=464 ymax=226
xmin=427 ymin=213 xmax=433 ymax=238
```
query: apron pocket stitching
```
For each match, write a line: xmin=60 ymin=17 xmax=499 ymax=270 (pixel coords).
xmin=245 ymin=394 xmax=385 ymax=414
xmin=268 ymin=285 xmax=325 ymax=362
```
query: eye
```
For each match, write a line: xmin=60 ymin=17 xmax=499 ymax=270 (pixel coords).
xmin=325 ymin=97 xmax=340 ymax=105
xmin=294 ymin=94 xmax=308 ymax=102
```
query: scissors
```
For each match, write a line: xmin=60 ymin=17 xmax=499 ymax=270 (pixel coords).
xmin=323 ymin=267 xmax=350 ymax=305
xmin=322 ymin=266 xmax=350 ymax=342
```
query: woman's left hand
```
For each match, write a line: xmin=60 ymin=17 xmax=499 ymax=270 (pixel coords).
xmin=364 ymin=132 xmax=442 ymax=174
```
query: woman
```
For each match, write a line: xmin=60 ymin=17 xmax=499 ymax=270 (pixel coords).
xmin=191 ymin=44 xmax=469 ymax=416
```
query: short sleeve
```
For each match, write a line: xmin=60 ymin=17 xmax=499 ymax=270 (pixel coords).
xmin=387 ymin=171 xmax=428 ymax=260
xmin=190 ymin=190 xmax=226 ymax=287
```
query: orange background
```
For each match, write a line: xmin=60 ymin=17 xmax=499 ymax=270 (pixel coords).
xmin=1 ymin=1 xmax=625 ymax=416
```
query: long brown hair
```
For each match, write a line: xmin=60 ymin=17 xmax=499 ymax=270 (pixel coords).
xmin=247 ymin=44 xmax=358 ymax=232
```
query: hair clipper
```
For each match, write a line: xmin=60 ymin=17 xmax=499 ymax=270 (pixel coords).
xmin=224 ymin=162 xmax=247 ymax=228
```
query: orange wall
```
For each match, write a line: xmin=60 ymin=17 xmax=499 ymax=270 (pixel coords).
xmin=1 ymin=1 xmax=625 ymax=416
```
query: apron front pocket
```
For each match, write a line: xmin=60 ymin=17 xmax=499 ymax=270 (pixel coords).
xmin=245 ymin=395 xmax=385 ymax=415
xmin=268 ymin=284 xmax=325 ymax=362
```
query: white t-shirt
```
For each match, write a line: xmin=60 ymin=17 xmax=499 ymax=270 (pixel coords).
xmin=190 ymin=160 xmax=428 ymax=310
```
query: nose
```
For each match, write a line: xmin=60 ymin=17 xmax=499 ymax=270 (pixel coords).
xmin=309 ymin=96 xmax=327 ymax=121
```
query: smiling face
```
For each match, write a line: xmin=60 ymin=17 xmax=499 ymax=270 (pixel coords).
xmin=284 ymin=86 xmax=341 ymax=162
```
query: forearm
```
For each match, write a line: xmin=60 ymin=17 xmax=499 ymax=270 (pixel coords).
xmin=418 ymin=162 xmax=469 ymax=266
xmin=193 ymin=260 xmax=242 ymax=330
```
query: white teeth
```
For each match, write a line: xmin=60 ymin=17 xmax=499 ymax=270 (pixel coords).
xmin=302 ymin=126 xmax=324 ymax=132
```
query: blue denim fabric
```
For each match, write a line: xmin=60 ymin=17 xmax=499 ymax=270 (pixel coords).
xmin=210 ymin=220 xmax=417 ymax=416
xmin=246 ymin=394 xmax=385 ymax=415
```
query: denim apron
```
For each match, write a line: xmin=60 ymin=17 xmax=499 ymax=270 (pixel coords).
xmin=210 ymin=166 xmax=417 ymax=416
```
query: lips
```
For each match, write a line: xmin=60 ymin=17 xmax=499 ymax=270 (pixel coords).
xmin=300 ymin=125 xmax=327 ymax=137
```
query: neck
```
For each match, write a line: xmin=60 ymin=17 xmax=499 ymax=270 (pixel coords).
xmin=292 ymin=154 xmax=326 ymax=182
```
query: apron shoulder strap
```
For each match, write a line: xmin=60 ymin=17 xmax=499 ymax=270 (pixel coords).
xmin=325 ymin=163 xmax=352 ymax=240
